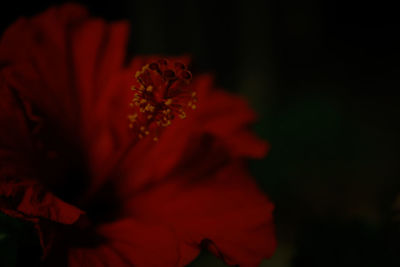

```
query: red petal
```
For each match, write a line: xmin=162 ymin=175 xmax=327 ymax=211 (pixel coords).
xmin=66 ymin=219 xmax=180 ymax=267
xmin=194 ymin=75 xmax=269 ymax=158
xmin=0 ymin=76 xmax=32 ymax=150
xmin=0 ymin=4 xmax=88 ymax=63
xmin=71 ymin=17 xmax=130 ymax=191
xmin=0 ymin=5 xmax=89 ymax=133
xmin=0 ymin=178 xmax=84 ymax=224
xmin=0 ymin=4 xmax=132 ymax=194
xmin=120 ymin=162 xmax=276 ymax=267
xmin=1 ymin=76 xmax=83 ymax=224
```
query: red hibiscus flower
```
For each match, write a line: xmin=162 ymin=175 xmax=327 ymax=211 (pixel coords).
xmin=0 ymin=4 xmax=276 ymax=267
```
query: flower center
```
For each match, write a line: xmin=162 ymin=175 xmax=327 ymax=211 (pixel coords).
xmin=128 ymin=58 xmax=197 ymax=140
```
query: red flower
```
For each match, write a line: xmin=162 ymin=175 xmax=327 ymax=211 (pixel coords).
xmin=0 ymin=4 xmax=276 ymax=267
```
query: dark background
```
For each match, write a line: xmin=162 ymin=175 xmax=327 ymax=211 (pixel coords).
xmin=1 ymin=1 xmax=400 ymax=266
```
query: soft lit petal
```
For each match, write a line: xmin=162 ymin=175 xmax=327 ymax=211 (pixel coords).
xmin=121 ymin=162 xmax=276 ymax=267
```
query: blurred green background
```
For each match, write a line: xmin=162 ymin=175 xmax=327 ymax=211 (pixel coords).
xmin=1 ymin=0 xmax=400 ymax=266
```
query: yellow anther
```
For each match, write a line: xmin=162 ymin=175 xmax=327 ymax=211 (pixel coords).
xmin=145 ymin=104 xmax=155 ymax=112
xmin=128 ymin=114 xmax=138 ymax=122
xmin=129 ymin=59 xmax=196 ymax=138
xmin=179 ymin=112 xmax=186 ymax=119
